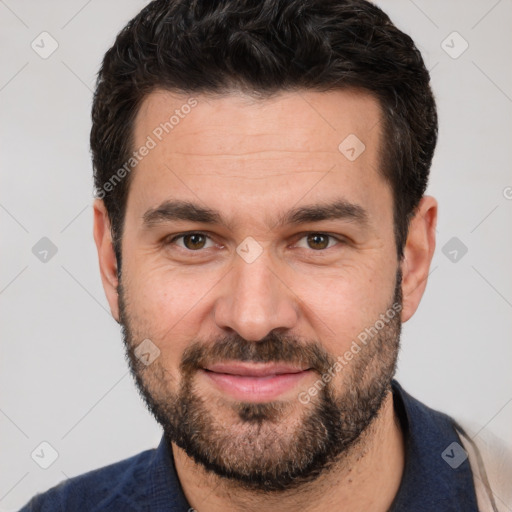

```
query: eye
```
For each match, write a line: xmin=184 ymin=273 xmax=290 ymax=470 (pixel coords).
xmin=166 ymin=232 xmax=216 ymax=251
xmin=294 ymin=233 xmax=343 ymax=251
xmin=164 ymin=231 xmax=345 ymax=254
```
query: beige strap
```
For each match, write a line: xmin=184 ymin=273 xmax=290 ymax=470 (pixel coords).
xmin=455 ymin=421 xmax=512 ymax=512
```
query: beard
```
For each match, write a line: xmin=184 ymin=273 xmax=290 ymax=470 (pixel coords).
xmin=118 ymin=270 xmax=402 ymax=493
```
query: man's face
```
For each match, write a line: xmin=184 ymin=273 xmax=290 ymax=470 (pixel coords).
xmin=115 ymin=89 xmax=402 ymax=491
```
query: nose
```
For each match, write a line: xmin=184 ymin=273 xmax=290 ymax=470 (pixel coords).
xmin=213 ymin=247 xmax=299 ymax=342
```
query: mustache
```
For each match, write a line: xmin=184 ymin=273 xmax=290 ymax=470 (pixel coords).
xmin=180 ymin=331 xmax=336 ymax=378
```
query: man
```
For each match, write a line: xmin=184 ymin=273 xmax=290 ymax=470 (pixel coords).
xmin=20 ymin=0 xmax=509 ymax=510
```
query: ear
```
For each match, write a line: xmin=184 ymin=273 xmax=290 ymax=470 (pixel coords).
xmin=93 ymin=199 xmax=120 ymax=322
xmin=400 ymin=195 xmax=437 ymax=323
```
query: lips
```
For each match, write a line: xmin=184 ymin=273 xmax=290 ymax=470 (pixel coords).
xmin=204 ymin=362 xmax=309 ymax=377
xmin=200 ymin=362 xmax=312 ymax=402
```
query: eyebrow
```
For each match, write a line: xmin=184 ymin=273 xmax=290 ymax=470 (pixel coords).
xmin=142 ymin=198 xmax=370 ymax=231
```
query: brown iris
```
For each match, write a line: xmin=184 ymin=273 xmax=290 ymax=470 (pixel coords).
xmin=307 ymin=233 xmax=330 ymax=250
xmin=183 ymin=233 xmax=207 ymax=250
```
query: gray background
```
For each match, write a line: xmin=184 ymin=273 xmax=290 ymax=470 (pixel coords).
xmin=1 ymin=0 xmax=511 ymax=510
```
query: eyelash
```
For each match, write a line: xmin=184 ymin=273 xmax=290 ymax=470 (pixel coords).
xmin=165 ymin=231 xmax=345 ymax=255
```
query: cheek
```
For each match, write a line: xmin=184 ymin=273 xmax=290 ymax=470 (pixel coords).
xmin=127 ymin=265 xmax=216 ymax=341
xmin=288 ymin=261 xmax=395 ymax=353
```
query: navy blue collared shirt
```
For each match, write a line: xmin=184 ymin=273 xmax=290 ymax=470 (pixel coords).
xmin=20 ymin=380 xmax=479 ymax=511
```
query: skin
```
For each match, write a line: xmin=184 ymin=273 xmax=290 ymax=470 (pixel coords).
xmin=93 ymin=88 xmax=437 ymax=511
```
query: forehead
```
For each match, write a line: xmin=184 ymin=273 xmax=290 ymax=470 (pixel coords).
xmin=127 ymin=88 xmax=390 ymax=230
xmin=133 ymin=87 xmax=382 ymax=155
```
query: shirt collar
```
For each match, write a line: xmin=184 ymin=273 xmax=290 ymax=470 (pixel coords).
xmin=389 ymin=379 xmax=478 ymax=511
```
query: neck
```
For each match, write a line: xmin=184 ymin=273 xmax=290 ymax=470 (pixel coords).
xmin=171 ymin=390 xmax=404 ymax=512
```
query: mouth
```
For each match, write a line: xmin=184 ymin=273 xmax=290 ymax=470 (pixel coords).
xmin=200 ymin=362 xmax=313 ymax=402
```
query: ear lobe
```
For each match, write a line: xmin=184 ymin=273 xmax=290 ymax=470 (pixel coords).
xmin=400 ymin=196 xmax=437 ymax=323
xmin=93 ymin=199 xmax=120 ymax=322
